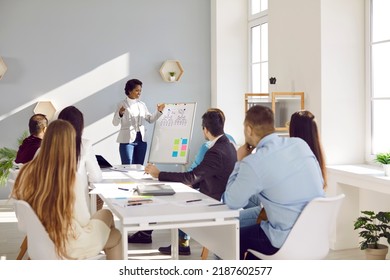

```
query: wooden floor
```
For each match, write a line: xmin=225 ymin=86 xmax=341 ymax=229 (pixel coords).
xmin=0 ymin=201 xmax=366 ymax=260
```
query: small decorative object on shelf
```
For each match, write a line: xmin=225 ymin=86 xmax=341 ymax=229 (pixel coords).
xmin=160 ymin=60 xmax=184 ymax=82
xmin=169 ymin=72 xmax=176 ymax=82
xmin=269 ymin=77 xmax=277 ymax=84
xmin=353 ymin=210 xmax=390 ymax=260
xmin=0 ymin=56 xmax=7 ymax=80
xmin=374 ymin=152 xmax=390 ymax=176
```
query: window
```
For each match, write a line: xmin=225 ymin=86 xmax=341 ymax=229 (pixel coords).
xmin=369 ymin=0 xmax=390 ymax=154
xmin=248 ymin=0 xmax=268 ymax=93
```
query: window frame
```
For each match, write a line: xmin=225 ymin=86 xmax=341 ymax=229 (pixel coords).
xmin=366 ymin=0 xmax=390 ymax=161
xmin=248 ymin=0 xmax=268 ymax=93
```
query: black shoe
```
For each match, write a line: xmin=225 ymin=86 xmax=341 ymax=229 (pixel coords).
xmin=128 ymin=231 xmax=152 ymax=244
xmin=158 ymin=245 xmax=191 ymax=256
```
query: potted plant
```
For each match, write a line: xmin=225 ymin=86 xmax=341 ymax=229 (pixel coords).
xmin=0 ymin=131 xmax=27 ymax=187
xmin=168 ymin=71 xmax=176 ymax=82
xmin=0 ymin=147 xmax=17 ymax=186
xmin=375 ymin=152 xmax=390 ymax=176
xmin=354 ymin=210 xmax=390 ymax=259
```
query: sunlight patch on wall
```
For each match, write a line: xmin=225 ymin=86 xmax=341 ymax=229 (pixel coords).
xmin=0 ymin=53 xmax=130 ymax=122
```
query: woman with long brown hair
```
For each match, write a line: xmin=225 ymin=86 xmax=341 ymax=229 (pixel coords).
xmin=12 ymin=120 xmax=122 ymax=259
xmin=289 ymin=110 xmax=327 ymax=188
xmin=58 ymin=105 xmax=103 ymax=211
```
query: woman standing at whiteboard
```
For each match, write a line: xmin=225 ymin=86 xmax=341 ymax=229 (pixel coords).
xmin=113 ymin=79 xmax=165 ymax=165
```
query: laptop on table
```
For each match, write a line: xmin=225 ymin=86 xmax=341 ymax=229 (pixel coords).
xmin=95 ymin=155 xmax=113 ymax=169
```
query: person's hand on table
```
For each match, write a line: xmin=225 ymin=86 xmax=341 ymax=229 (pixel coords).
xmin=145 ymin=163 xmax=160 ymax=178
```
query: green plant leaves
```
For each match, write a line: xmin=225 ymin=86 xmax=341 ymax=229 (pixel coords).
xmin=0 ymin=147 xmax=17 ymax=186
xmin=354 ymin=210 xmax=390 ymax=250
xmin=375 ymin=152 xmax=390 ymax=164
xmin=0 ymin=131 xmax=27 ymax=186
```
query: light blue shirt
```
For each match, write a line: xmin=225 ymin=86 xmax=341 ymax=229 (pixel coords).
xmin=188 ymin=133 xmax=236 ymax=171
xmin=222 ymin=133 xmax=325 ymax=248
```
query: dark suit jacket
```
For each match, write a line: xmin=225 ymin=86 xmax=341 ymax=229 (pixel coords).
xmin=159 ymin=135 xmax=237 ymax=200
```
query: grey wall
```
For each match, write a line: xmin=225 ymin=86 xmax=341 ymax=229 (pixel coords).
xmin=0 ymin=0 xmax=211 ymax=170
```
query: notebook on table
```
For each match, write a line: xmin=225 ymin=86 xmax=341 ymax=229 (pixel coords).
xmin=136 ymin=184 xmax=176 ymax=196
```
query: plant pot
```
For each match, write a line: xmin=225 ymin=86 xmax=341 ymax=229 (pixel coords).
xmin=383 ymin=164 xmax=390 ymax=176
xmin=365 ymin=244 xmax=388 ymax=260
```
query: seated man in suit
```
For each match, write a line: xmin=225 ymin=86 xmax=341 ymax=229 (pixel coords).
xmin=143 ymin=109 xmax=237 ymax=255
xmin=15 ymin=114 xmax=48 ymax=164
xmin=187 ymin=108 xmax=236 ymax=172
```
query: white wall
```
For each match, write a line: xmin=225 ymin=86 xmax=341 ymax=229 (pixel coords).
xmin=211 ymin=0 xmax=248 ymax=145
xmin=0 ymin=0 xmax=211 ymax=170
xmin=0 ymin=0 xmax=368 ymax=176
xmin=269 ymin=0 xmax=322 ymax=116
xmin=321 ymin=0 xmax=365 ymax=164
xmin=268 ymin=0 xmax=365 ymax=165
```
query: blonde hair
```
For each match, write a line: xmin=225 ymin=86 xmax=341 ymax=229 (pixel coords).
xmin=12 ymin=120 xmax=77 ymax=258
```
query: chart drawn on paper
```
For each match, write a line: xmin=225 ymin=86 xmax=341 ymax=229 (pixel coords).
xmin=160 ymin=108 xmax=188 ymax=127
xmin=148 ymin=102 xmax=196 ymax=164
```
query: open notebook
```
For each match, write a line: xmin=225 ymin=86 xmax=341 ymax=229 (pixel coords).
xmin=136 ymin=184 xmax=175 ymax=196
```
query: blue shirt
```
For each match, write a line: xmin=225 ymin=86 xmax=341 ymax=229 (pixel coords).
xmin=222 ymin=133 xmax=325 ymax=248
xmin=188 ymin=133 xmax=236 ymax=171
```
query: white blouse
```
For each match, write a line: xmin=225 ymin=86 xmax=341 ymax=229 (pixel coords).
xmin=112 ymin=97 xmax=163 ymax=143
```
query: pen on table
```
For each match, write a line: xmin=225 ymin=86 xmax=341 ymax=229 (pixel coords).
xmin=128 ymin=199 xmax=152 ymax=203
xmin=118 ymin=187 xmax=129 ymax=191
xmin=127 ymin=203 xmax=142 ymax=206
xmin=208 ymin=203 xmax=225 ymax=207
xmin=186 ymin=199 xmax=202 ymax=203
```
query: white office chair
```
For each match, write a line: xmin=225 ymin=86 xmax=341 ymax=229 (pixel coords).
xmin=14 ymin=200 xmax=105 ymax=260
xmin=247 ymin=194 xmax=345 ymax=260
xmin=6 ymin=165 xmax=20 ymax=192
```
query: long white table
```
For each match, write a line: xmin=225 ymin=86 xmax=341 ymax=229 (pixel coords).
xmin=91 ymin=167 xmax=239 ymax=260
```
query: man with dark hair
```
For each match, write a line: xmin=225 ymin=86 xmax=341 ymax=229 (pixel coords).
xmin=222 ymin=105 xmax=324 ymax=259
xmin=142 ymin=109 xmax=237 ymax=255
xmin=15 ymin=114 xmax=48 ymax=164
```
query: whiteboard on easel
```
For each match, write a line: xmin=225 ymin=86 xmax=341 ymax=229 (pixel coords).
xmin=148 ymin=102 xmax=197 ymax=164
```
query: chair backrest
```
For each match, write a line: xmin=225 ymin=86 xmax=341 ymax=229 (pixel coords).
xmin=248 ymin=194 xmax=345 ymax=260
xmin=14 ymin=200 xmax=61 ymax=259
xmin=14 ymin=200 xmax=106 ymax=260
xmin=6 ymin=166 xmax=20 ymax=192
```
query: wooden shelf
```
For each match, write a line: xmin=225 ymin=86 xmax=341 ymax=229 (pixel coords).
xmin=159 ymin=60 xmax=184 ymax=82
xmin=0 ymin=56 xmax=7 ymax=80
xmin=245 ymin=92 xmax=305 ymax=132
